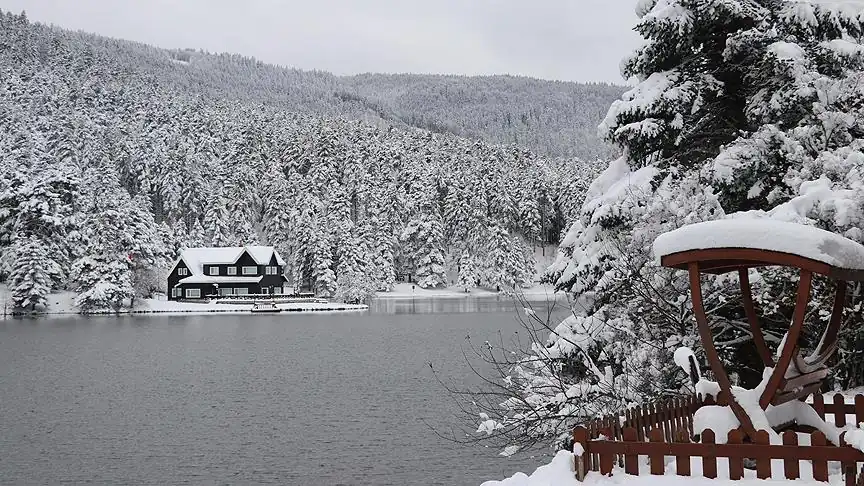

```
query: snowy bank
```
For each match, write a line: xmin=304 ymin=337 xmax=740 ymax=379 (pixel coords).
xmin=0 ymin=285 xmax=367 ymax=316
xmin=375 ymin=282 xmax=564 ymax=300
xmin=480 ymin=450 xmax=849 ymax=485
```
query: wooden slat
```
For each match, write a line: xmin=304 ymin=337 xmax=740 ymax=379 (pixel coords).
xmin=813 ymin=393 xmax=826 ymax=420
xmin=840 ymin=432 xmax=856 ymax=486
xmin=755 ymin=430 xmax=772 ymax=479
xmin=856 ymin=395 xmax=864 ymax=427
xmin=701 ymin=429 xmax=717 ymax=479
xmin=573 ymin=427 xmax=589 ymax=481
xmin=728 ymin=429 xmax=744 ymax=480
xmin=649 ymin=428 xmax=664 ymax=475
xmin=623 ymin=427 xmax=639 ymax=476
xmin=773 ymin=383 xmax=823 ymax=406
xmin=782 ymin=431 xmax=800 ymax=480
xmin=811 ymin=431 xmax=828 ymax=482
xmin=835 ymin=394 xmax=847 ymax=427
xmin=781 ymin=368 xmax=830 ymax=391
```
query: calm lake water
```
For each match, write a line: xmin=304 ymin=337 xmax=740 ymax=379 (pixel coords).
xmin=0 ymin=297 xmax=568 ymax=485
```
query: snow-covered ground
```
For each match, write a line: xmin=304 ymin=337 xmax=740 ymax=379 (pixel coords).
xmin=481 ymin=450 xmax=850 ymax=486
xmin=377 ymin=244 xmax=564 ymax=299
xmin=0 ymin=284 xmax=367 ymax=316
xmin=375 ymin=282 xmax=564 ymax=300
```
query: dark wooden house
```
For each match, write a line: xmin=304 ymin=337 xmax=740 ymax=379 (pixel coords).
xmin=167 ymin=246 xmax=289 ymax=301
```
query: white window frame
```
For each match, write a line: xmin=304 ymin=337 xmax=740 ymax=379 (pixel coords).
xmin=261 ymin=287 xmax=269 ymax=294
xmin=235 ymin=288 xmax=249 ymax=295
xmin=242 ymin=266 xmax=257 ymax=275
xmin=227 ymin=266 xmax=237 ymax=275
xmin=219 ymin=288 xmax=233 ymax=296
xmin=185 ymin=288 xmax=201 ymax=299
xmin=209 ymin=266 xmax=219 ymax=276
xmin=172 ymin=288 xmax=182 ymax=298
xmin=178 ymin=267 xmax=188 ymax=276
xmin=273 ymin=287 xmax=283 ymax=295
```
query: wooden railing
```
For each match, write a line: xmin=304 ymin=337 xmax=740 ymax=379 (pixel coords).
xmin=573 ymin=394 xmax=864 ymax=484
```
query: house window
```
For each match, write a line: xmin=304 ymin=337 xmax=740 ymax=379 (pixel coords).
xmin=178 ymin=268 xmax=188 ymax=276
xmin=265 ymin=266 xmax=280 ymax=275
xmin=273 ymin=287 xmax=283 ymax=295
xmin=234 ymin=288 xmax=249 ymax=295
xmin=227 ymin=266 xmax=237 ymax=275
xmin=242 ymin=266 xmax=257 ymax=275
xmin=261 ymin=287 xmax=269 ymax=294
xmin=172 ymin=288 xmax=182 ymax=298
xmin=185 ymin=288 xmax=201 ymax=299
xmin=209 ymin=266 xmax=219 ymax=276
xmin=219 ymin=288 xmax=233 ymax=296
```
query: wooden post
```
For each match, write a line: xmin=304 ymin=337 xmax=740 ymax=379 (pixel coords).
xmin=760 ymin=269 xmax=812 ymax=409
xmin=856 ymin=395 xmax=864 ymax=427
xmin=811 ymin=431 xmax=829 ymax=482
xmin=623 ymin=428 xmax=638 ymax=476
xmin=702 ymin=429 xmax=717 ymax=479
xmin=649 ymin=428 xmax=664 ymax=475
xmin=755 ymin=430 xmax=772 ymax=479
xmin=727 ymin=430 xmax=744 ymax=480
xmin=835 ymin=394 xmax=848 ymax=428
xmin=573 ymin=427 xmax=589 ymax=481
xmin=813 ymin=393 xmax=826 ymax=420
xmin=782 ymin=430 xmax=800 ymax=480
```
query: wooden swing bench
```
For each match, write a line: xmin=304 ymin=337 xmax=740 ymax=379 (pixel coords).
xmin=654 ymin=219 xmax=864 ymax=440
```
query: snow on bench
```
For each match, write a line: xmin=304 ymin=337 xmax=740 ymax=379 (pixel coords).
xmin=653 ymin=218 xmax=864 ymax=270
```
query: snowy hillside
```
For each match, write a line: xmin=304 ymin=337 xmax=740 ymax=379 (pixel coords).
xmin=0 ymin=11 xmax=604 ymax=314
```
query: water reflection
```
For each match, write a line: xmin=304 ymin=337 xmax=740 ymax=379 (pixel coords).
xmin=369 ymin=294 xmax=569 ymax=315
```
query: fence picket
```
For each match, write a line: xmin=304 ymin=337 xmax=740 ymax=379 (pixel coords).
xmin=623 ymin=427 xmax=639 ymax=475
xmin=840 ymin=432 xmax=856 ymax=486
xmin=834 ymin=394 xmax=847 ymax=427
xmin=813 ymin=393 xmax=825 ymax=420
xmin=811 ymin=430 xmax=828 ymax=482
xmin=782 ymin=430 xmax=800 ymax=479
xmin=702 ymin=429 xmax=717 ymax=479
xmin=727 ymin=429 xmax=744 ymax=480
xmin=856 ymin=395 xmax=864 ymax=427
xmin=573 ymin=427 xmax=589 ymax=481
xmin=755 ymin=430 xmax=772 ymax=479
xmin=649 ymin=428 xmax=664 ymax=475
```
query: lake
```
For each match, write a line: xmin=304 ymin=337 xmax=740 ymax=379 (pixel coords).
xmin=0 ymin=297 xmax=569 ymax=485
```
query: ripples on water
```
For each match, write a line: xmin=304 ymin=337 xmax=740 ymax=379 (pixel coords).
xmin=0 ymin=296 xmax=570 ymax=485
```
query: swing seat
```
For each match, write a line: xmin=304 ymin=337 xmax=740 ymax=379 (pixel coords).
xmin=773 ymin=367 xmax=830 ymax=406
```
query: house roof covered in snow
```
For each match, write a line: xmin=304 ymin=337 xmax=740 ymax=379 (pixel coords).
xmin=173 ymin=246 xmax=286 ymax=278
xmin=653 ymin=219 xmax=864 ymax=275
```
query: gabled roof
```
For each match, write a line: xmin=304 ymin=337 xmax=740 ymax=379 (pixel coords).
xmin=171 ymin=245 xmax=286 ymax=278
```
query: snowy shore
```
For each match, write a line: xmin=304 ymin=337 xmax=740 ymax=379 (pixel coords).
xmin=375 ymin=282 xmax=565 ymax=300
xmin=0 ymin=285 xmax=367 ymax=317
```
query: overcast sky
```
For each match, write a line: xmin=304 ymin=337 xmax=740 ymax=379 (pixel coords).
xmin=1 ymin=0 xmax=643 ymax=83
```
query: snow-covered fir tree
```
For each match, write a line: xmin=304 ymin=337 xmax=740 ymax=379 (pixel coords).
xmin=465 ymin=0 xmax=864 ymax=453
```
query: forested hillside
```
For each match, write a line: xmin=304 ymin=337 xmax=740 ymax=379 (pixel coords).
xmin=344 ymin=74 xmax=622 ymax=160
xmin=0 ymin=11 xmax=600 ymax=312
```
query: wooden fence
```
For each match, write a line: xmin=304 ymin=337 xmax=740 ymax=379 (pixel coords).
xmin=573 ymin=394 xmax=864 ymax=484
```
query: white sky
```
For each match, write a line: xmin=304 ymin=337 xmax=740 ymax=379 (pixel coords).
xmin=0 ymin=0 xmax=644 ymax=83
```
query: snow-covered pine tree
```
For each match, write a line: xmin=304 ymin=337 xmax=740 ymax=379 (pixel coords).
xmin=401 ymin=213 xmax=447 ymax=289
xmin=9 ymin=235 xmax=58 ymax=311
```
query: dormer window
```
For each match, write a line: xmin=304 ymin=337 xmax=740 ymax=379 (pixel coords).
xmin=265 ymin=266 xmax=279 ymax=275
xmin=178 ymin=268 xmax=189 ymax=276
xmin=242 ymin=266 xmax=258 ymax=275
xmin=209 ymin=266 xmax=219 ymax=276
